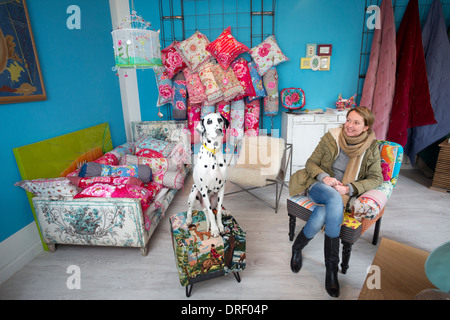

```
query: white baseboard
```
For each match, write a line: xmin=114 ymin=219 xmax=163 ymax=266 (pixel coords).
xmin=0 ymin=222 xmax=44 ymax=286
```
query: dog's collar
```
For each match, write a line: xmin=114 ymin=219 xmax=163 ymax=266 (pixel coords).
xmin=202 ymin=143 xmax=217 ymax=155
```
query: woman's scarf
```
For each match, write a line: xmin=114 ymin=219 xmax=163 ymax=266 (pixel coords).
xmin=338 ymin=128 xmax=376 ymax=206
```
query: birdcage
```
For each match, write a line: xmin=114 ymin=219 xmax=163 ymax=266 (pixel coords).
xmin=111 ymin=11 xmax=162 ymax=69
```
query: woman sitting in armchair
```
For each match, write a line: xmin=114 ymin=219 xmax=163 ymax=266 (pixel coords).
xmin=289 ymin=106 xmax=383 ymax=297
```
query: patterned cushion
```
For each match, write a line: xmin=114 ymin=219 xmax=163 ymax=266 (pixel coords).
xmin=249 ymin=35 xmax=289 ymax=76
xmin=206 ymin=26 xmax=250 ymax=70
xmin=176 ymin=31 xmax=212 ymax=72
xmin=161 ymin=41 xmax=187 ymax=79
xmin=198 ymin=61 xmax=224 ymax=105
xmin=170 ymin=210 xmax=246 ymax=287
xmin=247 ymin=61 xmax=266 ymax=102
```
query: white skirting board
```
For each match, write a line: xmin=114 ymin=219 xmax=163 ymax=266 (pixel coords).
xmin=0 ymin=222 xmax=43 ymax=286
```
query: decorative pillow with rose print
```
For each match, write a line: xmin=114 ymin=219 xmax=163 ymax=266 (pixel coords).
xmin=213 ymin=64 xmax=244 ymax=102
xmin=246 ymin=61 xmax=267 ymax=102
xmin=205 ymin=26 xmax=250 ymax=70
xmin=244 ymin=99 xmax=260 ymax=136
xmin=67 ymin=176 xmax=144 ymax=189
xmin=135 ymin=136 xmax=177 ymax=158
xmin=74 ymin=183 xmax=153 ymax=212
xmin=188 ymin=101 xmax=202 ymax=144
xmin=176 ymin=31 xmax=212 ymax=72
xmin=198 ymin=61 xmax=224 ymax=105
xmin=172 ymin=73 xmax=188 ymax=120
xmin=161 ymin=41 xmax=187 ymax=79
xmin=262 ymin=67 xmax=279 ymax=116
xmin=183 ymin=68 xmax=207 ymax=104
xmin=230 ymin=99 xmax=245 ymax=138
xmin=231 ymin=58 xmax=256 ymax=100
xmin=249 ymin=35 xmax=289 ymax=76
xmin=155 ymin=66 xmax=174 ymax=106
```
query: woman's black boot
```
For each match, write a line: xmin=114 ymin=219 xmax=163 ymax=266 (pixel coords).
xmin=324 ymin=235 xmax=340 ymax=297
xmin=290 ymin=228 xmax=311 ymax=273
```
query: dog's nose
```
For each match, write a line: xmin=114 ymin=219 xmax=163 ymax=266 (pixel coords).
xmin=216 ymin=129 xmax=223 ymax=135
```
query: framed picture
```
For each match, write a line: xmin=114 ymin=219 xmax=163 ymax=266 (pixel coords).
xmin=0 ymin=0 xmax=46 ymax=104
xmin=317 ymin=44 xmax=332 ymax=56
xmin=300 ymin=57 xmax=311 ymax=69
xmin=305 ymin=43 xmax=316 ymax=57
xmin=319 ymin=56 xmax=331 ymax=71
xmin=310 ymin=55 xmax=320 ymax=71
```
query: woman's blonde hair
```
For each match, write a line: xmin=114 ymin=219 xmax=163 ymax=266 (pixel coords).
xmin=347 ymin=106 xmax=375 ymax=131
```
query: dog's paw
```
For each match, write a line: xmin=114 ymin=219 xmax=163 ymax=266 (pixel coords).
xmin=186 ymin=216 xmax=192 ymax=226
xmin=218 ymin=222 xmax=224 ymax=233
xmin=210 ymin=225 xmax=220 ymax=238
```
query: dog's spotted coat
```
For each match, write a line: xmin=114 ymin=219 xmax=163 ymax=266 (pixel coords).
xmin=187 ymin=113 xmax=229 ymax=237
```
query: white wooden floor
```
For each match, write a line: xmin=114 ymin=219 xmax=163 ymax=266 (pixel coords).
xmin=0 ymin=167 xmax=449 ymax=300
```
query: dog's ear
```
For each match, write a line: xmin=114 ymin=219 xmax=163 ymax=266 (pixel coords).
xmin=196 ymin=119 xmax=205 ymax=134
xmin=220 ymin=114 xmax=230 ymax=129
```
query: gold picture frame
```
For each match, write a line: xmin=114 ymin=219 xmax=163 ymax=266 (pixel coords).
xmin=319 ymin=56 xmax=331 ymax=71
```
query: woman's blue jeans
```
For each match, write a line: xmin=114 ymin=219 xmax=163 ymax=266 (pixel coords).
xmin=303 ymin=182 xmax=344 ymax=239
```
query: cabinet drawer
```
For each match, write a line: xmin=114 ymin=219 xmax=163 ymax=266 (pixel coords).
xmin=293 ymin=115 xmax=314 ymax=124
xmin=338 ymin=115 xmax=347 ymax=122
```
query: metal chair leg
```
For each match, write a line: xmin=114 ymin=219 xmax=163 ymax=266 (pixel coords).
xmin=233 ymin=272 xmax=241 ymax=283
xmin=186 ymin=284 xmax=193 ymax=297
xmin=341 ymin=240 xmax=353 ymax=274
xmin=372 ymin=217 xmax=382 ymax=245
xmin=289 ymin=214 xmax=296 ymax=241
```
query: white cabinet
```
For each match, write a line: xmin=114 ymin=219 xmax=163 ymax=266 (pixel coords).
xmin=281 ymin=112 xmax=346 ymax=180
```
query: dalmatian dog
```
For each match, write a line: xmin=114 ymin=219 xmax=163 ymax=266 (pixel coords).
xmin=186 ymin=113 xmax=230 ymax=237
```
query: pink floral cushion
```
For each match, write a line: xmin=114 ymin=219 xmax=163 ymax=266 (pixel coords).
xmin=198 ymin=61 xmax=224 ymax=105
xmin=231 ymin=58 xmax=256 ymax=100
xmin=244 ymin=99 xmax=260 ymax=136
xmin=183 ymin=68 xmax=207 ymax=104
xmin=67 ymin=176 xmax=143 ymax=189
xmin=213 ymin=64 xmax=244 ymax=102
xmin=161 ymin=41 xmax=187 ymax=78
xmin=74 ymin=183 xmax=153 ymax=211
xmin=249 ymin=35 xmax=289 ymax=76
xmin=176 ymin=31 xmax=212 ymax=72
xmin=206 ymin=26 xmax=250 ymax=70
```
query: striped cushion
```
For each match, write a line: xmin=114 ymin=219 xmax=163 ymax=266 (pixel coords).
xmin=287 ymin=194 xmax=363 ymax=243
xmin=206 ymin=27 xmax=250 ymax=70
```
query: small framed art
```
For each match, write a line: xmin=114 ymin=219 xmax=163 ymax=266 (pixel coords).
xmin=310 ymin=55 xmax=320 ymax=71
xmin=306 ymin=43 xmax=316 ymax=57
xmin=319 ymin=56 xmax=331 ymax=71
xmin=300 ymin=57 xmax=311 ymax=69
xmin=317 ymin=44 xmax=332 ymax=56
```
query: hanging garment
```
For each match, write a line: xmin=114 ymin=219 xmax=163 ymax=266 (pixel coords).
xmin=360 ymin=0 xmax=396 ymax=141
xmin=405 ymin=0 xmax=450 ymax=165
xmin=386 ymin=0 xmax=436 ymax=147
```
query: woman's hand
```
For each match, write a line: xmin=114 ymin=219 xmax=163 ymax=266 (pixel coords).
xmin=333 ymin=184 xmax=350 ymax=195
xmin=323 ymin=176 xmax=342 ymax=187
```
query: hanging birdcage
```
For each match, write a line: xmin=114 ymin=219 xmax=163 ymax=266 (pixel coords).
xmin=111 ymin=11 xmax=162 ymax=69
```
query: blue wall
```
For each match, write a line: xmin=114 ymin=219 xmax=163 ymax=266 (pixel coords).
xmin=132 ymin=0 xmax=365 ymax=132
xmin=0 ymin=0 xmax=126 ymax=242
